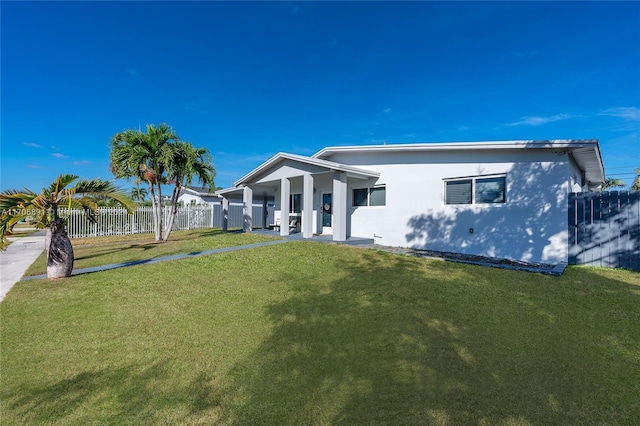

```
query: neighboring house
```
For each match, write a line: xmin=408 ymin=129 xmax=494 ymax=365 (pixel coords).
xmin=178 ymin=186 xmax=222 ymax=206
xmin=216 ymin=140 xmax=604 ymax=264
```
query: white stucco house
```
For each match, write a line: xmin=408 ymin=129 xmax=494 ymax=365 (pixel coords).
xmin=177 ymin=186 xmax=222 ymax=206
xmin=216 ymin=140 xmax=604 ymax=264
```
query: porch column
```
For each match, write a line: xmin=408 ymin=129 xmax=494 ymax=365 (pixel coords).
xmin=243 ymin=186 xmax=253 ymax=232
xmin=332 ymin=171 xmax=347 ymax=241
xmin=222 ymin=197 xmax=229 ymax=232
xmin=302 ymin=173 xmax=314 ymax=238
xmin=280 ymin=177 xmax=290 ymax=236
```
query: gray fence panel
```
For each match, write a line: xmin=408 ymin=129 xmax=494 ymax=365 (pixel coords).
xmin=213 ymin=204 xmax=222 ymax=228
xmin=228 ymin=205 xmax=244 ymax=228
xmin=609 ymin=191 xmax=621 ymax=268
xmin=568 ymin=193 xmax=577 ymax=265
xmin=630 ymin=191 xmax=640 ymax=272
xmin=267 ymin=205 xmax=275 ymax=227
xmin=253 ymin=205 xmax=272 ymax=229
xmin=569 ymin=191 xmax=640 ymax=272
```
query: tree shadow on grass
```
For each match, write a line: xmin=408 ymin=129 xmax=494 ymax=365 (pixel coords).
xmin=4 ymin=360 xmax=223 ymax=424
xmin=198 ymin=228 xmax=243 ymax=237
xmin=74 ymin=243 xmax=158 ymax=262
xmin=224 ymin=247 xmax=640 ymax=425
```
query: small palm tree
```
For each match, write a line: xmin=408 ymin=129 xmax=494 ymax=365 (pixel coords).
xmin=131 ymin=186 xmax=148 ymax=202
xmin=164 ymin=140 xmax=215 ymax=240
xmin=110 ymin=124 xmax=177 ymax=241
xmin=0 ymin=174 xmax=135 ymax=279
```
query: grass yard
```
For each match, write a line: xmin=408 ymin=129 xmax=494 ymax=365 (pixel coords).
xmin=24 ymin=229 xmax=276 ymax=276
xmin=1 ymin=232 xmax=639 ymax=425
xmin=5 ymin=223 xmax=39 ymax=239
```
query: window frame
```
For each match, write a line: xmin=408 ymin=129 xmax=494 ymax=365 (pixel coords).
xmin=352 ymin=185 xmax=386 ymax=207
xmin=444 ymin=174 xmax=506 ymax=205
xmin=289 ymin=193 xmax=301 ymax=214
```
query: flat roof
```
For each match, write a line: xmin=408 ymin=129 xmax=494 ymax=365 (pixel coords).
xmin=313 ymin=139 xmax=604 ymax=185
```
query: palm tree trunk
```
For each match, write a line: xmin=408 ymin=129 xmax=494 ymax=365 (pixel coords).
xmin=148 ymin=182 xmax=162 ymax=241
xmin=157 ymin=182 xmax=164 ymax=240
xmin=162 ymin=184 xmax=181 ymax=241
xmin=45 ymin=228 xmax=51 ymax=256
xmin=47 ymin=219 xmax=74 ymax=279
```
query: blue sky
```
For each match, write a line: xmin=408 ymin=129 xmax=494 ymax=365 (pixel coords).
xmin=2 ymin=1 xmax=639 ymax=192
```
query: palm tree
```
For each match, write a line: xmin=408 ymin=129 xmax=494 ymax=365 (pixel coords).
xmin=110 ymin=123 xmax=214 ymax=241
xmin=601 ymin=178 xmax=626 ymax=190
xmin=131 ymin=186 xmax=148 ymax=203
xmin=110 ymin=124 xmax=177 ymax=240
xmin=0 ymin=174 xmax=135 ymax=279
xmin=633 ymin=169 xmax=640 ymax=191
xmin=164 ymin=140 xmax=215 ymax=240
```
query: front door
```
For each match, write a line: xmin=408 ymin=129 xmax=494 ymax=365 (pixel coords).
xmin=321 ymin=193 xmax=332 ymax=234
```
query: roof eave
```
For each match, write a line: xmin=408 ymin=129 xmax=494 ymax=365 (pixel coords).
xmin=234 ymin=152 xmax=379 ymax=187
xmin=313 ymin=139 xmax=601 ymax=158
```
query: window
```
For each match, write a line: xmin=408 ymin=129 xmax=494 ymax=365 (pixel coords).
xmin=289 ymin=194 xmax=301 ymax=213
xmin=369 ymin=187 xmax=386 ymax=206
xmin=475 ymin=177 xmax=505 ymax=203
xmin=444 ymin=175 xmax=505 ymax=205
xmin=352 ymin=186 xmax=386 ymax=207
xmin=353 ymin=188 xmax=368 ymax=206
xmin=445 ymin=179 xmax=472 ymax=204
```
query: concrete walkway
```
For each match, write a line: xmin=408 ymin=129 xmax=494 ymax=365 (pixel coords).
xmin=0 ymin=230 xmax=46 ymax=301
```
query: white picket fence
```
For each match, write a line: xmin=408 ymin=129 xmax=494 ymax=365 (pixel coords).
xmin=60 ymin=206 xmax=215 ymax=238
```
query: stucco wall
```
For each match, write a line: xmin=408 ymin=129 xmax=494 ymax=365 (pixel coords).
xmin=333 ymin=149 xmax=574 ymax=264
xmin=178 ymin=193 xmax=203 ymax=205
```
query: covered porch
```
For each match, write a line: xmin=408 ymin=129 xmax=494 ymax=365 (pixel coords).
xmin=216 ymin=153 xmax=380 ymax=242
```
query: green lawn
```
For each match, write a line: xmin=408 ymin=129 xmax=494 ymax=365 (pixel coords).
xmin=2 ymin=232 xmax=639 ymax=425
xmin=5 ymin=223 xmax=39 ymax=240
xmin=24 ymin=229 xmax=276 ymax=276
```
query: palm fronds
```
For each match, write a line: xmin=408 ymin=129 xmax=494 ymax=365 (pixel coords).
xmin=0 ymin=174 xmax=135 ymax=249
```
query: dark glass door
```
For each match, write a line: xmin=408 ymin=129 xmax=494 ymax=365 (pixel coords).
xmin=322 ymin=193 xmax=332 ymax=228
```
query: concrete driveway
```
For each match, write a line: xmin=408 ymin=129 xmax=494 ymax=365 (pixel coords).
xmin=0 ymin=230 xmax=46 ymax=301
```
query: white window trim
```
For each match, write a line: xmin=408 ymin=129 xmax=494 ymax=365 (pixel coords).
xmin=443 ymin=174 xmax=506 ymax=205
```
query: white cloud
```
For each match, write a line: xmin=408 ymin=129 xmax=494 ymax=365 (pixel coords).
xmin=26 ymin=164 xmax=43 ymax=169
xmin=506 ymin=113 xmax=572 ymax=127
xmin=382 ymin=108 xmax=392 ymax=114
xmin=599 ymin=107 xmax=640 ymax=121
xmin=73 ymin=160 xmax=90 ymax=165
xmin=23 ymin=142 xmax=42 ymax=148
xmin=51 ymin=153 xmax=68 ymax=158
